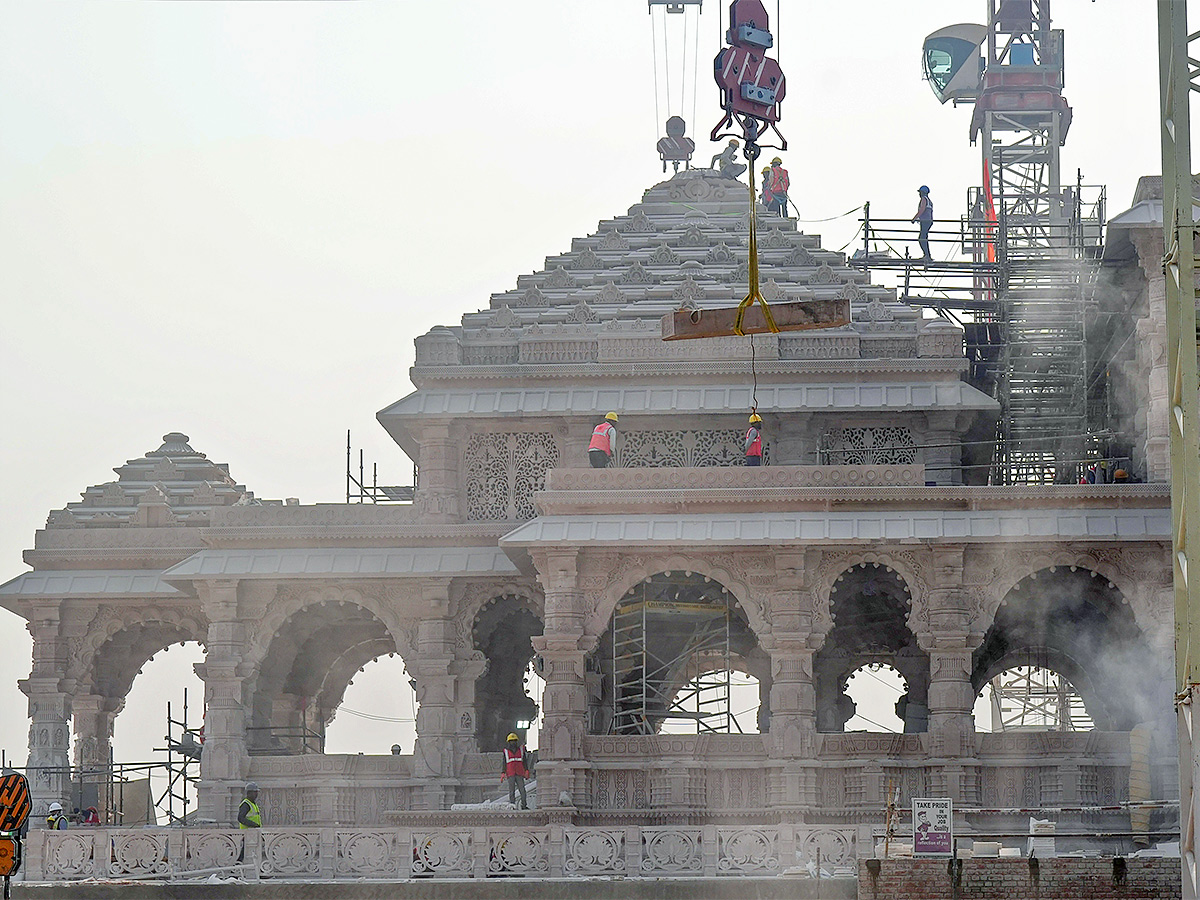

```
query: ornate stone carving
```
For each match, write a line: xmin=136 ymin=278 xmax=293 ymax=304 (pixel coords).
xmin=570 ymin=248 xmax=605 ymax=270
xmin=821 ymin=427 xmax=916 ymax=465
xmin=597 ymin=230 xmax=630 ymax=251
xmin=615 ymin=430 xmax=745 ymax=468
xmin=619 ymin=209 xmax=654 ymax=233
xmin=593 ymin=280 xmax=628 ymax=303
xmin=544 ymin=265 xmax=576 ymax=288
xmin=648 ymin=242 xmax=681 ymax=266
xmin=489 ymin=305 xmax=521 ymax=328
xmin=670 ymin=275 xmax=704 ymax=305
xmin=619 ymin=261 xmax=657 ymax=285
xmin=463 ymin=432 xmax=559 ymax=521
xmin=519 ymin=285 xmax=551 ymax=308
xmin=678 ymin=224 xmax=709 ymax=248
xmin=705 ymin=242 xmax=739 ymax=264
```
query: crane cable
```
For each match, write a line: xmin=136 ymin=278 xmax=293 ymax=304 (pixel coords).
xmin=737 ymin=162 xmax=781 ymax=414
xmin=650 ymin=10 xmax=661 ymax=130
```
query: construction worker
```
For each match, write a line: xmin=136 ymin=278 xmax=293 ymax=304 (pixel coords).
xmin=46 ymin=802 xmax=67 ymax=829
xmin=500 ymin=733 xmax=530 ymax=810
xmin=767 ymin=157 xmax=790 ymax=217
xmin=588 ymin=412 xmax=619 ymax=468
xmin=710 ymin=139 xmax=747 ymax=181
xmin=911 ymin=185 xmax=934 ymax=263
xmin=237 ymin=782 xmax=262 ymax=829
xmin=744 ymin=413 xmax=764 ymax=466
xmin=759 ymin=167 xmax=773 ymax=208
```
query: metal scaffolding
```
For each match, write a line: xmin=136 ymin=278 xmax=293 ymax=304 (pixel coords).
xmin=1158 ymin=2 xmax=1200 ymax=897
xmin=987 ymin=665 xmax=1093 ymax=732
xmin=610 ymin=574 xmax=738 ymax=735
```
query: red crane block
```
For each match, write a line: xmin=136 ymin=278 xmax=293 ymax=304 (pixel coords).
xmin=713 ymin=0 xmax=786 ymax=127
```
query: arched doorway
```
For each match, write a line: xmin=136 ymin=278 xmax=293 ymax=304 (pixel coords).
xmin=250 ymin=600 xmax=400 ymax=754
xmin=472 ymin=594 xmax=544 ymax=752
xmin=815 ymin=563 xmax=928 ymax=733
xmin=971 ymin=568 xmax=1153 ymax=731
xmin=591 ymin=572 xmax=767 ymax=735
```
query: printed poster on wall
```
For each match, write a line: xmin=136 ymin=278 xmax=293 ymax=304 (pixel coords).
xmin=912 ymin=798 xmax=952 ymax=856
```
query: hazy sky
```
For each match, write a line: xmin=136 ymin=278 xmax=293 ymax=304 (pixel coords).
xmin=0 ymin=1 xmax=1166 ymax=773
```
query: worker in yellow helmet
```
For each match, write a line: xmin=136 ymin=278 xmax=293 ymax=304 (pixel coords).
xmin=744 ymin=413 xmax=764 ymax=466
xmin=588 ymin=412 xmax=619 ymax=468
xmin=500 ymin=732 xmax=530 ymax=810
xmin=759 ymin=167 xmax=774 ymax=208
xmin=767 ymin=157 xmax=790 ymax=217
xmin=710 ymin=139 xmax=747 ymax=181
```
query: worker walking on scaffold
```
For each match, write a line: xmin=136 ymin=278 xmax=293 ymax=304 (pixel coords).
xmin=912 ymin=185 xmax=934 ymax=263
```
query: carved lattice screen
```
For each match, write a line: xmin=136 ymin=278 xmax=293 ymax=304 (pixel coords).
xmin=614 ymin=430 xmax=748 ymax=468
xmin=820 ymin=427 xmax=916 ymax=465
xmin=463 ymin=432 xmax=559 ymax=520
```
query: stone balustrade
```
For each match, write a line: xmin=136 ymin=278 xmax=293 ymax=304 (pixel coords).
xmin=27 ymin=822 xmax=857 ymax=882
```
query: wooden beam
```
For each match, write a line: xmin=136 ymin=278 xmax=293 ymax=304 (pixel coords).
xmin=660 ymin=298 xmax=851 ymax=341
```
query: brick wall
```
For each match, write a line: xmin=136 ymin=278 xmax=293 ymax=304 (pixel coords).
xmin=857 ymin=857 xmax=1181 ymax=900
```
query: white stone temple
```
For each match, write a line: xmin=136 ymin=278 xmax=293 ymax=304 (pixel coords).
xmin=0 ymin=169 xmax=1179 ymax=880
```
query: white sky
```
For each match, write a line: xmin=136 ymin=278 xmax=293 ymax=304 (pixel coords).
xmin=0 ymin=1 xmax=1166 ymax=771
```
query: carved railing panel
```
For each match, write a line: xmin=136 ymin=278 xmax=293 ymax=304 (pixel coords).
xmin=716 ymin=827 xmax=779 ymax=874
xmin=614 ymin=430 xmax=748 ymax=468
xmin=820 ymin=427 xmax=916 ymax=466
xmin=43 ymin=832 xmax=96 ymax=879
xmin=336 ymin=830 xmax=399 ymax=878
xmin=109 ymin=831 xmax=171 ymax=878
xmin=488 ymin=828 xmax=550 ymax=876
xmin=261 ymin=831 xmax=321 ymax=878
xmin=640 ymin=827 xmax=703 ymax=875
xmin=564 ymin=828 xmax=626 ymax=876
xmin=412 ymin=830 xmax=474 ymax=877
xmin=183 ymin=831 xmax=243 ymax=872
xmin=464 ymin=432 xmax=559 ymax=520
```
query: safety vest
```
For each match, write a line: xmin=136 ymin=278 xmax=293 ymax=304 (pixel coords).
xmin=239 ymin=798 xmax=262 ymax=829
xmin=745 ymin=426 xmax=762 ymax=458
xmin=769 ymin=166 xmax=789 ymax=194
xmin=588 ymin=422 xmax=615 ymax=455
xmin=46 ymin=813 xmax=67 ymax=830
xmin=503 ymin=746 xmax=528 ymax=778
xmin=918 ymin=197 xmax=934 ymax=220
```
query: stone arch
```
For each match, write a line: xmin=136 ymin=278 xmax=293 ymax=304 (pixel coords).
xmin=584 ymin=554 xmax=763 ymax=646
xmin=589 ymin=569 xmax=764 ymax=735
xmin=810 ymin=551 xmax=930 ymax=641
xmin=971 ymin=567 xmax=1157 ymax=731
xmin=471 ymin=592 xmax=545 ymax=751
xmin=971 ymin=551 xmax=1139 ymax=632
xmin=73 ymin=605 xmax=207 ymax=701
xmin=245 ymin=585 xmax=410 ymax=673
xmin=814 ymin=563 xmax=928 ymax=733
xmin=246 ymin=588 xmax=410 ymax=752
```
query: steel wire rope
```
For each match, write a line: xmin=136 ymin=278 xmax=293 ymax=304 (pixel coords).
xmin=691 ymin=3 xmax=700 ymax=136
xmin=681 ymin=5 xmax=689 ymax=121
xmin=845 ymin=713 xmax=899 ymax=734
xmin=338 ymin=706 xmax=415 ymax=723
xmin=651 ymin=9 xmax=662 ymax=131
xmin=663 ymin=7 xmax=673 ymax=118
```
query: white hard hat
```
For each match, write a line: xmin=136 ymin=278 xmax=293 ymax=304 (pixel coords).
xmin=48 ymin=802 xmax=63 ymax=812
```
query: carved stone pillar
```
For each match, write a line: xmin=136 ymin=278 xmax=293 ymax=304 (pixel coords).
xmin=21 ymin=603 xmax=72 ymax=814
xmin=196 ymin=579 xmax=250 ymax=824
xmin=1132 ymin=230 xmax=1169 ymax=482
xmin=764 ymin=553 xmax=824 ymax=808
xmin=917 ymin=554 xmax=984 ymax=804
xmin=408 ymin=582 xmax=463 ymax=810
xmin=530 ymin=549 xmax=588 ymax=807
xmin=71 ymin=693 xmax=117 ymax=820
xmin=923 ymin=412 xmax=962 ymax=485
xmin=413 ymin=422 xmax=461 ymax=521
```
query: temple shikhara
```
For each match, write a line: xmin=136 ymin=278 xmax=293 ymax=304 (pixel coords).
xmin=0 ymin=165 xmax=1182 ymax=880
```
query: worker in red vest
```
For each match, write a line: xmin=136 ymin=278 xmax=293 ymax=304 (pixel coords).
xmin=500 ymin=733 xmax=530 ymax=810
xmin=588 ymin=412 xmax=619 ymax=468
xmin=744 ymin=413 xmax=764 ymax=466
xmin=767 ymin=157 xmax=790 ymax=217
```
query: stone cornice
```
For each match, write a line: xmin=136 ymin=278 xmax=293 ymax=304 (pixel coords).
xmin=534 ymin=468 xmax=1171 ymax=515
xmin=410 ymin=356 xmax=968 ymax=388
xmin=200 ymin=523 xmax=510 ymax=548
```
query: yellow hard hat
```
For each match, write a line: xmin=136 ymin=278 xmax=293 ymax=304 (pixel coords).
xmin=605 ymin=411 xmax=619 ymax=422
xmin=749 ymin=414 xmax=763 ymax=424
xmin=761 ymin=167 xmax=770 ymax=174
xmin=1114 ymin=469 xmax=1128 ymax=478
xmin=771 ymin=157 xmax=782 ymax=165
xmin=729 ymin=139 xmax=739 ymax=146
xmin=506 ymin=733 xmax=519 ymax=742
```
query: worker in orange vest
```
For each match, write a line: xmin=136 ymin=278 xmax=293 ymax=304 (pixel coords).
xmin=767 ymin=157 xmax=790 ymax=217
xmin=588 ymin=412 xmax=619 ymax=468
xmin=500 ymin=732 xmax=530 ymax=810
xmin=744 ymin=413 xmax=764 ymax=466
